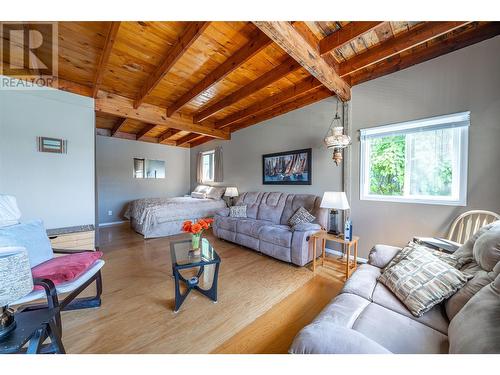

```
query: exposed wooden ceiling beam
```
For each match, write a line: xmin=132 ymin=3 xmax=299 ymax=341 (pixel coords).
xmin=339 ymin=21 xmax=471 ymax=76
xmin=349 ymin=22 xmax=500 ymax=86
xmin=189 ymin=136 xmax=213 ymax=148
xmin=136 ymin=124 xmax=159 ymax=140
xmin=92 ymin=22 xmax=121 ymax=98
xmin=111 ymin=118 xmax=128 ymax=137
xmin=159 ymin=129 xmax=182 ymax=144
xmin=95 ymin=91 xmax=230 ymax=140
xmin=253 ymin=21 xmax=351 ymax=101
xmin=193 ymin=57 xmax=302 ymax=123
xmin=167 ymin=30 xmax=272 ymax=117
xmin=215 ymin=76 xmax=323 ymax=129
xmin=133 ymin=22 xmax=210 ymax=109
xmin=176 ymin=133 xmax=202 ymax=147
xmin=319 ymin=22 xmax=384 ymax=56
xmin=231 ymin=86 xmax=333 ymax=132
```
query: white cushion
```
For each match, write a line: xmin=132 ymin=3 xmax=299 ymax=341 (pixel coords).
xmin=11 ymin=259 xmax=105 ymax=306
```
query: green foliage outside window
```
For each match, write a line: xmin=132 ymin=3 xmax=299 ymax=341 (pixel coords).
xmin=369 ymin=135 xmax=406 ymax=195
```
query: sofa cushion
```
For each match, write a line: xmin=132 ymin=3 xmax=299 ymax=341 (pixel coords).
xmin=235 ymin=192 xmax=264 ymax=219
xmin=280 ymin=194 xmax=320 ymax=226
xmin=448 ymin=273 xmax=500 ymax=353
xmin=235 ymin=233 xmax=259 ymax=251
xmin=379 ymin=246 xmax=471 ymax=317
xmin=353 ymin=302 xmax=449 ymax=354
xmin=215 ymin=216 xmax=238 ymax=232
xmin=236 ymin=219 xmax=268 ymax=239
xmin=229 ymin=205 xmax=247 ymax=218
xmin=287 ymin=206 xmax=315 ymax=227
xmin=259 ymin=225 xmax=292 ymax=248
xmin=368 ymin=244 xmax=402 ymax=268
xmin=473 ymin=223 xmax=500 ymax=271
xmin=256 ymin=192 xmax=287 ymax=224
xmin=0 ymin=219 xmax=53 ymax=267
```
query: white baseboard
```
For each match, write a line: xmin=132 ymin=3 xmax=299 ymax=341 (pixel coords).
xmin=325 ymin=247 xmax=368 ymax=263
xmin=99 ymin=220 xmax=129 ymax=227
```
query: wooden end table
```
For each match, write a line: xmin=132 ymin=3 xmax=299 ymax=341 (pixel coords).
xmin=310 ymin=231 xmax=359 ymax=280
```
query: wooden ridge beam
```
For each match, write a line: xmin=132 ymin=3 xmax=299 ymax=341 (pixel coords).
xmin=92 ymin=22 xmax=121 ymax=98
xmin=231 ymin=86 xmax=333 ymax=132
xmin=176 ymin=133 xmax=202 ymax=146
xmin=189 ymin=136 xmax=213 ymax=148
xmin=319 ymin=22 xmax=384 ymax=56
xmin=111 ymin=118 xmax=128 ymax=137
xmin=95 ymin=91 xmax=230 ymax=140
xmin=194 ymin=57 xmax=302 ymax=123
xmin=136 ymin=124 xmax=159 ymax=140
xmin=253 ymin=21 xmax=351 ymax=101
xmin=350 ymin=22 xmax=500 ymax=87
xmin=215 ymin=76 xmax=323 ymax=129
xmin=159 ymin=129 xmax=182 ymax=144
xmin=167 ymin=30 xmax=272 ymax=117
xmin=134 ymin=22 xmax=210 ymax=109
xmin=339 ymin=21 xmax=471 ymax=76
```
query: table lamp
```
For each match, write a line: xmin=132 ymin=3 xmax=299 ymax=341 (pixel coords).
xmin=0 ymin=247 xmax=34 ymax=338
xmin=224 ymin=187 xmax=239 ymax=206
xmin=320 ymin=192 xmax=350 ymax=235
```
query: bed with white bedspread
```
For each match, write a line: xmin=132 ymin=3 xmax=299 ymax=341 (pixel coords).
xmin=124 ymin=186 xmax=226 ymax=238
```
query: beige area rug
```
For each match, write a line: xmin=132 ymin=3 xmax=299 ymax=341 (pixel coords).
xmin=60 ymin=225 xmax=314 ymax=353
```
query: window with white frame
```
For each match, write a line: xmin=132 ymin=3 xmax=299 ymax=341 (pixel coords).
xmin=360 ymin=112 xmax=469 ymax=206
xmin=201 ymin=150 xmax=215 ymax=182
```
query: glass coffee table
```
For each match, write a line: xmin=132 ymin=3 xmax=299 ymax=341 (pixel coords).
xmin=170 ymin=237 xmax=221 ymax=312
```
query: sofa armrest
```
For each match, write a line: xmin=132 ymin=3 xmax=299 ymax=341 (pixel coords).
xmin=290 ymin=322 xmax=392 ymax=354
xmin=214 ymin=208 xmax=230 ymax=217
xmin=291 ymin=226 xmax=322 ymax=266
xmin=291 ymin=223 xmax=321 ymax=232
xmin=368 ymin=244 xmax=402 ymax=268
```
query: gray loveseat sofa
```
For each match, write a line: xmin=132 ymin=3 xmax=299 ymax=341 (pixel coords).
xmin=213 ymin=192 xmax=327 ymax=266
xmin=290 ymin=221 xmax=500 ymax=354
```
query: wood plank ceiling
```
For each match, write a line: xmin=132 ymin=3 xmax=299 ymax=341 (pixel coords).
xmin=3 ymin=21 xmax=499 ymax=148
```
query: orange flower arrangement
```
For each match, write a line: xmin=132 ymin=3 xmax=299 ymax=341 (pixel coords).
xmin=182 ymin=218 xmax=214 ymax=234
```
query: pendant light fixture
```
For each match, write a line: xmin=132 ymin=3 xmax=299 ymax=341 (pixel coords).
xmin=323 ymin=99 xmax=351 ymax=165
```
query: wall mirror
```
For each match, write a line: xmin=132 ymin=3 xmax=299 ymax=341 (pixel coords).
xmin=133 ymin=158 xmax=165 ymax=179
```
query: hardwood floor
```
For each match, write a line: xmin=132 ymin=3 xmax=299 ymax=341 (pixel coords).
xmin=60 ymin=224 xmax=345 ymax=353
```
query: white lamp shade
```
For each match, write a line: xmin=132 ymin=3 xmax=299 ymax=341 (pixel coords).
xmin=320 ymin=192 xmax=350 ymax=210
xmin=224 ymin=187 xmax=239 ymax=197
xmin=0 ymin=247 xmax=33 ymax=306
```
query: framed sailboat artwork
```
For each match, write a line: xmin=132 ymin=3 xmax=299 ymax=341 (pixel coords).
xmin=262 ymin=148 xmax=312 ymax=185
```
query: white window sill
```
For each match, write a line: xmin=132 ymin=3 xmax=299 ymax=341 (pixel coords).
xmin=360 ymin=195 xmax=466 ymax=206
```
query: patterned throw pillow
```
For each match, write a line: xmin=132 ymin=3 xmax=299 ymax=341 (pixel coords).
xmin=379 ymin=246 xmax=472 ymax=317
xmin=229 ymin=205 xmax=247 ymax=218
xmin=288 ymin=207 xmax=316 ymax=227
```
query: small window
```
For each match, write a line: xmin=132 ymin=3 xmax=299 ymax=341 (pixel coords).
xmin=360 ymin=112 xmax=469 ymax=206
xmin=202 ymin=150 xmax=215 ymax=182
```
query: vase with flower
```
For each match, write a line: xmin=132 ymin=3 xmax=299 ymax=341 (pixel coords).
xmin=182 ymin=218 xmax=214 ymax=254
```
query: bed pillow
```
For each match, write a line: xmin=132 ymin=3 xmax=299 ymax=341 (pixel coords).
xmin=193 ymin=185 xmax=210 ymax=194
xmin=206 ymin=186 xmax=225 ymax=200
xmin=379 ymin=246 xmax=472 ymax=317
xmin=191 ymin=191 xmax=206 ymax=199
xmin=288 ymin=207 xmax=315 ymax=227
xmin=229 ymin=205 xmax=247 ymax=218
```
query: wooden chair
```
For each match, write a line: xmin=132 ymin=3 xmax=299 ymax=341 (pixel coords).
xmin=448 ymin=210 xmax=500 ymax=244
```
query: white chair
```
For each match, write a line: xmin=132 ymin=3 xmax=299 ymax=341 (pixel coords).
xmin=448 ymin=210 xmax=500 ymax=245
xmin=0 ymin=195 xmax=104 ymax=331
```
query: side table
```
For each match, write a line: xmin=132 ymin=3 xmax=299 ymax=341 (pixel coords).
xmin=0 ymin=308 xmax=65 ymax=354
xmin=310 ymin=230 xmax=359 ymax=280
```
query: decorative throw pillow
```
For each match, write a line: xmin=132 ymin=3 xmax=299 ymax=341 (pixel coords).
xmin=288 ymin=207 xmax=315 ymax=227
xmin=379 ymin=246 xmax=472 ymax=317
xmin=190 ymin=191 xmax=206 ymax=199
xmin=405 ymin=242 xmax=461 ymax=269
xmin=206 ymin=186 xmax=225 ymax=200
xmin=229 ymin=205 xmax=247 ymax=218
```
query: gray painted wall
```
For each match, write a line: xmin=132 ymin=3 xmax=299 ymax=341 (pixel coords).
xmin=348 ymin=36 xmax=500 ymax=258
xmin=96 ymin=136 xmax=190 ymax=224
xmin=190 ymin=96 xmax=343 ymax=197
xmin=0 ymin=82 xmax=95 ymax=229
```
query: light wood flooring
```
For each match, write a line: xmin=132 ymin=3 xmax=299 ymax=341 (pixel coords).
xmin=60 ymin=224 xmax=345 ymax=353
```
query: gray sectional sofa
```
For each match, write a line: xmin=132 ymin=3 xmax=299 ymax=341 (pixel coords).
xmin=213 ymin=192 xmax=327 ymax=266
xmin=290 ymin=221 xmax=500 ymax=354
